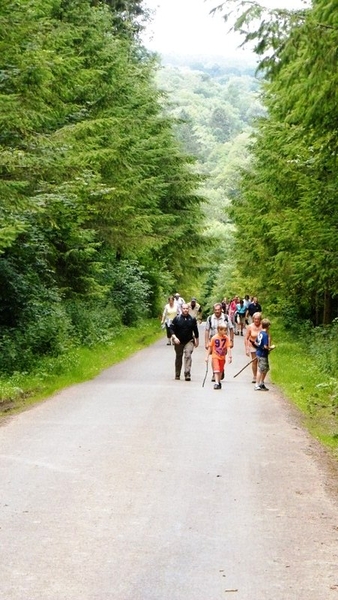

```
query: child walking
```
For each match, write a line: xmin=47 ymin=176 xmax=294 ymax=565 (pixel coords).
xmin=253 ymin=318 xmax=275 ymax=391
xmin=205 ymin=324 xmax=232 ymax=390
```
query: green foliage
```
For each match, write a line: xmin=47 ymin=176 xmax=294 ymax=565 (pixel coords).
xmin=226 ymin=0 xmax=338 ymax=324
xmin=0 ymin=303 xmax=73 ymax=374
xmin=155 ymin=62 xmax=262 ymax=307
xmin=271 ymin=318 xmax=338 ymax=452
xmin=211 ymin=1 xmax=308 ymax=75
xmin=108 ymin=260 xmax=151 ymax=326
xmin=308 ymin=319 xmax=338 ymax=379
xmin=97 ymin=0 xmax=147 ymax=38
xmin=0 ymin=0 xmax=208 ymax=371
xmin=65 ymin=299 xmax=122 ymax=347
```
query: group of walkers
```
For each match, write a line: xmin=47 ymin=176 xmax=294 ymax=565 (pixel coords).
xmin=226 ymin=295 xmax=262 ymax=335
xmin=161 ymin=293 xmax=201 ymax=345
xmin=161 ymin=293 xmax=274 ymax=392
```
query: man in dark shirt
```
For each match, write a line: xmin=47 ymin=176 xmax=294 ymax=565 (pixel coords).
xmin=170 ymin=303 xmax=199 ymax=381
xmin=247 ymin=296 xmax=262 ymax=322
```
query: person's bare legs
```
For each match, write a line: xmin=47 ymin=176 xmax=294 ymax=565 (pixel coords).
xmin=251 ymin=353 xmax=258 ymax=381
xmin=255 ymin=362 xmax=269 ymax=390
xmin=214 ymin=370 xmax=220 ymax=384
xmin=212 ymin=358 xmax=223 ymax=389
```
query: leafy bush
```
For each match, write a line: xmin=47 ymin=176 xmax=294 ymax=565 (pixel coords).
xmin=308 ymin=319 xmax=338 ymax=379
xmin=65 ymin=299 xmax=122 ymax=347
xmin=0 ymin=302 xmax=73 ymax=374
xmin=109 ymin=260 xmax=151 ymax=326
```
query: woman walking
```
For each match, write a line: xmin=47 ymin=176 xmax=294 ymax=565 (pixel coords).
xmin=161 ymin=296 xmax=178 ymax=345
xmin=244 ymin=312 xmax=262 ymax=383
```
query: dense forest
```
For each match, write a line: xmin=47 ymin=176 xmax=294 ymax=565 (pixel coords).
xmin=0 ymin=0 xmax=208 ymax=373
xmin=213 ymin=0 xmax=338 ymax=326
xmin=0 ymin=0 xmax=337 ymax=378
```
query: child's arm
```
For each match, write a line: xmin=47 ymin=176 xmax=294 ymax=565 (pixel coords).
xmin=264 ymin=332 xmax=275 ymax=351
xmin=205 ymin=342 xmax=212 ymax=362
xmin=263 ymin=333 xmax=270 ymax=350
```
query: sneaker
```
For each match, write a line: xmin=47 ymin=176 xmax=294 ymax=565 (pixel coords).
xmin=185 ymin=374 xmax=191 ymax=381
xmin=252 ymin=379 xmax=256 ymax=384
xmin=175 ymin=375 xmax=180 ymax=380
xmin=211 ymin=374 xmax=215 ymax=382
xmin=254 ymin=385 xmax=262 ymax=391
xmin=260 ymin=383 xmax=269 ymax=391
xmin=166 ymin=341 xmax=171 ymax=345
xmin=220 ymin=371 xmax=225 ymax=380
xmin=213 ymin=383 xmax=222 ymax=390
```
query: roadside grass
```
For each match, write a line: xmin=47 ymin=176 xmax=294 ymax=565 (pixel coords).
xmin=271 ymin=320 xmax=338 ymax=457
xmin=0 ymin=319 xmax=163 ymax=418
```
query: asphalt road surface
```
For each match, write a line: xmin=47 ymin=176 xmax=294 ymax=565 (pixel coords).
xmin=1 ymin=326 xmax=338 ymax=600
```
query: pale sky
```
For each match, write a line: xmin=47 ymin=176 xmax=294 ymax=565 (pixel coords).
xmin=142 ymin=0 xmax=308 ymax=58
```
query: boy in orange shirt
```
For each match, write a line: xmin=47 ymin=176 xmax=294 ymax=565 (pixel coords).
xmin=205 ymin=324 xmax=232 ymax=389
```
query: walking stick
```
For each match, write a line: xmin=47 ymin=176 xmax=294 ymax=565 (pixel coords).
xmin=233 ymin=345 xmax=275 ymax=378
xmin=233 ymin=357 xmax=257 ymax=378
xmin=202 ymin=360 xmax=209 ymax=387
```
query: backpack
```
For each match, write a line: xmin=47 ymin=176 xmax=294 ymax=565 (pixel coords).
xmin=207 ymin=314 xmax=228 ymax=332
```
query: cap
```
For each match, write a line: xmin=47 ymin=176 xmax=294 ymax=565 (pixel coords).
xmin=191 ymin=297 xmax=196 ymax=301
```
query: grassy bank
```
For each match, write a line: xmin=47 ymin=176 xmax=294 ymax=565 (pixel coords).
xmin=270 ymin=320 xmax=338 ymax=457
xmin=0 ymin=319 xmax=163 ymax=418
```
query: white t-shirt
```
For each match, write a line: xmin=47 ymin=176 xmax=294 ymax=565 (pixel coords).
xmin=162 ymin=303 xmax=178 ymax=325
xmin=205 ymin=313 xmax=234 ymax=338
xmin=175 ymin=296 xmax=185 ymax=314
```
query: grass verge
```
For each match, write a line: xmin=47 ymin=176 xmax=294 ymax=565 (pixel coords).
xmin=0 ymin=319 xmax=163 ymax=419
xmin=271 ymin=320 xmax=338 ymax=457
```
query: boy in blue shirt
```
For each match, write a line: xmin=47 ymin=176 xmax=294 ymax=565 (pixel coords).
xmin=253 ymin=318 xmax=275 ymax=391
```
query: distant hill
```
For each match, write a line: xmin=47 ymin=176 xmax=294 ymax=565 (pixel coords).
xmin=158 ymin=52 xmax=258 ymax=77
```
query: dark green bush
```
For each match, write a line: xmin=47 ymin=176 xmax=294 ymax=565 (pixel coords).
xmin=108 ymin=260 xmax=151 ymax=326
xmin=0 ymin=302 xmax=73 ymax=373
xmin=308 ymin=319 xmax=338 ymax=378
xmin=65 ymin=299 xmax=122 ymax=347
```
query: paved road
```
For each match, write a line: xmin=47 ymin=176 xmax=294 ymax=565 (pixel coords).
xmin=1 ymin=327 xmax=338 ymax=599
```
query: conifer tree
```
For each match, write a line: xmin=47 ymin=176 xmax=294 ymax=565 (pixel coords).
xmin=225 ymin=0 xmax=338 ymax=323
xmin=0 ymin=0 xmax=207 ymax=364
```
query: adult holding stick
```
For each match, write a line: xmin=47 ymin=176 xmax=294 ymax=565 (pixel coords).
xmin=244 ymin=312 xmax=262 ymax=384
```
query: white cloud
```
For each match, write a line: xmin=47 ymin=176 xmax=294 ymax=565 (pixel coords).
xmin=142 ymin=0 xmax=309 ymax=57
xmin=143 ymin=0 xmax=245 ymax=56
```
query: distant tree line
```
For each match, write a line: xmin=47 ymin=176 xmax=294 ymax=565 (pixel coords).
xmin=155 ymin=60 xmax=264 ymax=309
